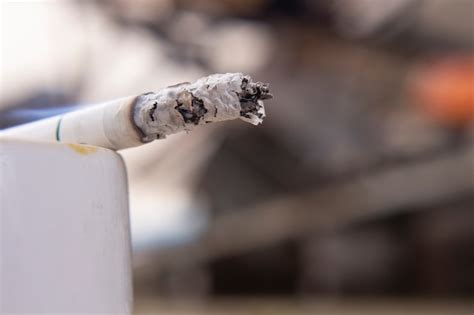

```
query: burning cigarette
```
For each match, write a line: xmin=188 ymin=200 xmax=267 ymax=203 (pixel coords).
xmin=1 ymin=73 xmax=272 ymax=150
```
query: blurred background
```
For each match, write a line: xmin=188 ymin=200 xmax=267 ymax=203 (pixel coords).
xmin=1 ymin=0 xmax=473 ymax=314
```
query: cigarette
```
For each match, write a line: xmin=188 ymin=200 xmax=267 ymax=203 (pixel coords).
xmin=0 ymin=73 xmax=272 ymax=150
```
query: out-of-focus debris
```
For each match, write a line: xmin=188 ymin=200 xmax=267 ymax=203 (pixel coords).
xmin=409 ymin=56 xmax=474 ymax=126
xmin=382 ymin=108 xmax=452 ymax=157
xmin=201 ymin=21 xmax=274 ymax=72
xmin=166 ymin=15 xmax=274 ymax=72
xmin=134 ymin=145 xmax=474 ymax=276
xmin=415 ymin=0 xmax=474 ymax=45
xmin=176 ymin=0 xmax=268 ymax=17
xmin=102 ymin=0 xmax=174 ymax=24
xmin=332 ymin=0 xmax=416 ymax=38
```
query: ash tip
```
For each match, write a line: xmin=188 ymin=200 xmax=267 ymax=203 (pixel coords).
xmin=134 ymin=72 xmax=273 ymax=141
xmin=238 ymin=75 xmax=272 ymax=124
xmin=240 ymin=76 xmax=273 ymax=102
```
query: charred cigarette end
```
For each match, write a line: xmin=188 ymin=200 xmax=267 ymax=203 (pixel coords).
xmin=133 ymin=73 xmax=272 ymax=142
xmin=239 ymin=77 xmax=272 ymax=122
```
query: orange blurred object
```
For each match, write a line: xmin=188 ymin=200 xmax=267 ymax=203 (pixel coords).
xmin=410 ymin=56 xmax=474 ymax=126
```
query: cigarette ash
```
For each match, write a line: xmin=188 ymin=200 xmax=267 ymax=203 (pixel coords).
xmin=133 ymin=73 xmax=272 ymax=142
xmin=238 ymin=77 xmax=272 ymax=122
xmin=175 ymin=95 xmax=208 ymax=125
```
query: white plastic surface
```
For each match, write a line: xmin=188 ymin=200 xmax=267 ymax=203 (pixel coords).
xmin=0 ymin=139 xmax=132 ymax=313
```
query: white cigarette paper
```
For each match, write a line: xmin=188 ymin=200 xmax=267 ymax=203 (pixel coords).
xmin=1 ymin=73 xmax=272 ymax=150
